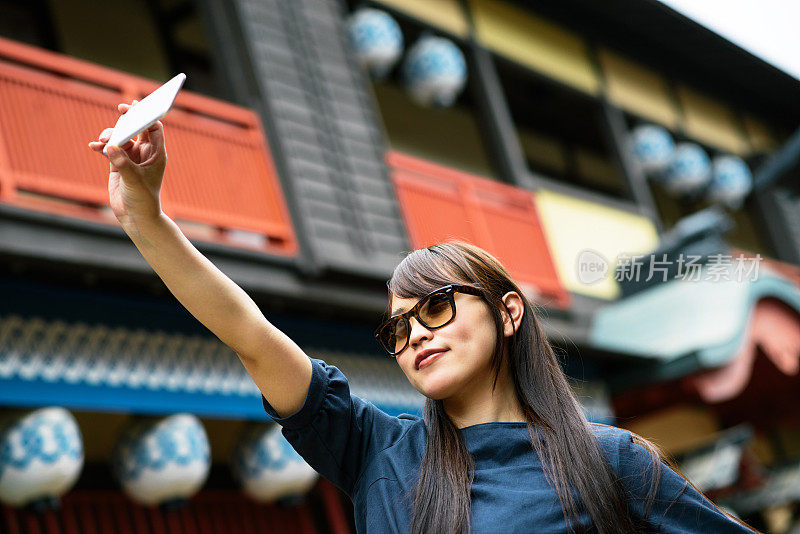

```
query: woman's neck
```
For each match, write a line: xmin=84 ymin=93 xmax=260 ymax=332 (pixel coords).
xmin=443 ymin=365 xmax=527 ymax=429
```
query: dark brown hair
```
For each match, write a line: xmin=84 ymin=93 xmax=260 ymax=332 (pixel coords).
xmin=386 ymin=241 xmax=691 ymax=533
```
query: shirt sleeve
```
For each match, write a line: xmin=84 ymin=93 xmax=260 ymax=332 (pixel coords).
xmin=618 ymin=432 xmax=755 ymax=533
xmin=261 ymin=356 xmax=413 ymax=498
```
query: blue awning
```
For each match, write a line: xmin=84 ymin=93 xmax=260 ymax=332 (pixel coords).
xmin=0 ymin=278 xmax=424 ymax=419
xmin=0 ymin=277 xmax=614 ymax=423
xmin=0 ymin=311 xmax=425 ymax=419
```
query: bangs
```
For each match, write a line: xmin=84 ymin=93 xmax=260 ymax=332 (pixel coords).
xmin=388 ymin=247 xmax=471 ymax=300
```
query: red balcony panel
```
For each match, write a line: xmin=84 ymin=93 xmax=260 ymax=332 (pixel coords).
xmin=0 ymin=37 xmax=297 ymax=256
xmin=0 ymin=58 xmax=121 ymax=206
xmin=391 ymin=159 xmax=476 ymax=246
xmin=388 ymin=151 xmax=570 ymax=309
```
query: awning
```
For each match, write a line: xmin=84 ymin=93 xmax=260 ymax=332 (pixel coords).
xmin=0 ymin=278 xmax=613 ymax=423
xmin=0 ymin=309 xmax=615 ymax=424
xmin=589 ymin=265 xmax=800 ymax=399
xmin=0 ymin=278 xmax=424 ymax=420
xmin=0 ymin=311 xmax=424 ymax=420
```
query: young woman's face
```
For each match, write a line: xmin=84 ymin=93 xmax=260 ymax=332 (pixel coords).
xmin=390 ymin=290 xmax=499 ymax=400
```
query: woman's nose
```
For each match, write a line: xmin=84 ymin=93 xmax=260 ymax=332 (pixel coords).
xmin=408 ymin=316 xmax=432 ymax=347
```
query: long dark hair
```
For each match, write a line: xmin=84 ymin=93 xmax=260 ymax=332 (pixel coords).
xmin=387 ymin=241 xmax=663 ymax=534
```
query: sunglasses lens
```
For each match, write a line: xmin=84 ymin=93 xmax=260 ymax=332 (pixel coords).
xmin=378 ymin=289 xmax=457 ymax=355
xmin=379 ymin=317 xmax=408 ymax=355
xmin=419 ymin=291 xmax=454 ymax=328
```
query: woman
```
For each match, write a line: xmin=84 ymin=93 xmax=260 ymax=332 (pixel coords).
xmin=89 ymin=105 xmax=756 ymax=533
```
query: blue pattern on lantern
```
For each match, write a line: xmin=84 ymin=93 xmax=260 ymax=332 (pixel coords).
xmin=631 ymin=124 xmax=675 ymax=173
xmin=706 ymin=155 xmax=753 ymax=209
xmin=0 ymin=409 xmax=82 ymax=478
xmin=233 ymin=425 xmax=306 ymax=480
xmin=346 ymin=8 xmax=403 ymax=78
xmin=113 ymin=415 xmax=210 ymax=482
xmin=403 ymin=35 xmax=467 ymax=107
xmin=661 ymin=143 xmax=712 ymax=196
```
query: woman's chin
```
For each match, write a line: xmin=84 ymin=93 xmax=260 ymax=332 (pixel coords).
xmin=417 ymin=373 xmax=459 ymax=400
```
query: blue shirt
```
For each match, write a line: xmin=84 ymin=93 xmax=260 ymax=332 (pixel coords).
xmin=261 ymin=358 xmax=751 ymax=533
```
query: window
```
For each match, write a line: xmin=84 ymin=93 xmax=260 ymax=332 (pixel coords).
xmin=494 ymin=54 xmax=630 ymax=200
xmin=622 ymin=109 xmax=777 ymax=256
xmin=0 ymin=0 xmax=56 ymax=48
xmin=145 ymin=0 xmax=226 ymax=100
xmin=0 ymin=0 xmax=226 ymax=101
xmin=347 ymin=2 xmax=497 ymax=178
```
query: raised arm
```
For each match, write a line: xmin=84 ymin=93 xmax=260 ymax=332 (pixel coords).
xmin=89 ymin=102 xmax=311 ymax=418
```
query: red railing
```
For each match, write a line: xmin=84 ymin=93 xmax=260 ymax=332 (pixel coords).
xmin=388 ymin=151 xmax=571 ymax=309
xmin=0 ymin=37 xmax=297 ymax=256
xmin=0 ymin=483 xmax=354 ymax=534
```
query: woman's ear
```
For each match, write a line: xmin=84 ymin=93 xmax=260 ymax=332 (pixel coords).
xmin=500 ymin=291 xmax=524 ymax=337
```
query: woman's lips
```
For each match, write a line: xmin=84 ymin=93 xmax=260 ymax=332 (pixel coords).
xmin=418 ymin=350 xmax=446 ymax=370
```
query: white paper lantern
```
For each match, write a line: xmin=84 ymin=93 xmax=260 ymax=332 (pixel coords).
xmin=660 ymin=142 xmax=712 ymax=196
xmin=630 ymin=124 xmax=675 ymax=173
xmin=0 ymin=407 xmax=83 ymax=507
xmin=706 ymin=155 xmax=753 ymax=209
xmin=231 ymin=424 xmax=318 ymax=503
xmin=346 ymin=8 xmax=404 ymax=78
xmin=113 ymin=414 xmax=210 ymax=506
xmin=403 ymin=35 xmax=467 ymax=107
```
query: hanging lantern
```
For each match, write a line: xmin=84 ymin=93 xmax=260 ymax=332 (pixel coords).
xmin=403 ymin=35 xmax=467 ymax=107
xmin=0 ymin=407 xmax=83 ymax=508
xmin=660 ymin=142 xmax=712 ymax=196
xmin=630 ymin=124 xmax=675 ymax=173
xmin=112 ymin=414 xmax=210 ymax=506
xmin=706 ymin=155 xmax=753 ymax=210
xmin=346 ymin=8 xmax=404 ymax=78
xmin=231 ymin=423 xmax=318 ymax=503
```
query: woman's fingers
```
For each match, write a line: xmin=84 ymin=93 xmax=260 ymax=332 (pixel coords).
xmin=88 ymin=133 xmax=133 ymax=150
xmin=89 ymin=100 xmax=160 ymax=156
xmin=138 ymin=120 xmax=164 ymax=145
xmin=118 ymin=99 xmax=139 ymax=111
xmin=88 ymin=135 xmax=134 ymax=155
xmin=88 ymin=127 xmax=114 ymax=152
xmin=106 ymin=145 xmax=136 ymax=174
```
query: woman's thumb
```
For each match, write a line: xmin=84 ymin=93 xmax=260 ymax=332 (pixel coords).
xmin=106 ymin=145 xmax=131 ymax=170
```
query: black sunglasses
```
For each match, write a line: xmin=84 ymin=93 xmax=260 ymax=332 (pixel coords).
xmin=375 ymin=284 xmax=483 ymax=356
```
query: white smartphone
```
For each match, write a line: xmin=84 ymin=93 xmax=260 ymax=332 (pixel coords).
xmin=103 ymin=73 xmax=186 ymax=155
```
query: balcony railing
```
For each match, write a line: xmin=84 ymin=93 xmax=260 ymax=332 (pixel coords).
xmin=388 ymin=151 xmax=571 ymax=309
xmin=0 ymin=486 xmax=338 ymax=534
xmin=0 ymin=37 xmax=297 ymax=256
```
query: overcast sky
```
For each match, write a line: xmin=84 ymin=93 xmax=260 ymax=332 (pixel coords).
xmin=658 ymin=0 xmax=800 ymax=81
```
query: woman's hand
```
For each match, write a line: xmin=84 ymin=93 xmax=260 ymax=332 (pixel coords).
xmin=88 ymin=101 xmax=167 ymax=227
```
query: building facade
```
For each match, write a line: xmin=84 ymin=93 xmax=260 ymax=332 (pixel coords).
xmin=1 ymin=0 xmax=799 ymax=532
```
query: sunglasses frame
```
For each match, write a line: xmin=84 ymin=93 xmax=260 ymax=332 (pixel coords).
xmin=375 ymin=284 xmax=484 ymax=356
